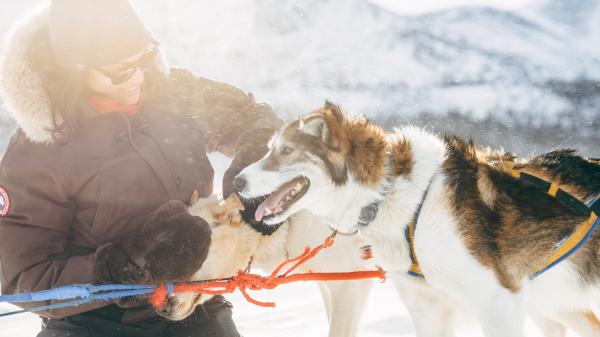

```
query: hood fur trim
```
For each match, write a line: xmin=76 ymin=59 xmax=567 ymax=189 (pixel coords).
xmin=1 ymin=5 xmax=55 ymax=144
xmin=0 ymin=4 xmax=170 ymax=144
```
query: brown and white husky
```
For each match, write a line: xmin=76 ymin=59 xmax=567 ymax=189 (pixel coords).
xmin=158 ymin=193 xmax=376 ymax=337
xmin=233 ymin=102 xmax=600 ymax=337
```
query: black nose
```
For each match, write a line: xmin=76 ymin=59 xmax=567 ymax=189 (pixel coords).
xmin=233 ymin=175 xmax=247 ymax=192
xmin=157 ymin=296 xmax=176 ymax=317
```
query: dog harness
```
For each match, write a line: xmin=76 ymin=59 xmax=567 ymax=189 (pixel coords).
xmin=406 ymin=169 xmax=600 ymax=280
xmin=404 ymin=176 xmax=436 ymax=278
xmin=509 ymin=169 xmax=600 ymax=278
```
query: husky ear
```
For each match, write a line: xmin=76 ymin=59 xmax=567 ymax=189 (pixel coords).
xmin=299 ymin=101 xmax=346 ymax=149
xmin=300 ymin=115 xmax=330 ymax=141
xmin=224 ymin=193 xmax=245 ymax=211
xmin=324 ymin=101 xmax=346 ymax=124
xmin=221 ymin=194 xmax=244 ymax=227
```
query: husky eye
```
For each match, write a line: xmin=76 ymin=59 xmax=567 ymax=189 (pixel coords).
xmin=281 ymin=146 xmax=294 ymax=155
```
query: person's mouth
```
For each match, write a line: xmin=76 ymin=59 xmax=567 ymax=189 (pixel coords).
xmin=121 ymin=86 xmax=139 ymax=93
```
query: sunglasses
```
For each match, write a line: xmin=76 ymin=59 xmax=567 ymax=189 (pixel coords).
xmin=96 ymin=42 xmax=160 ymax=85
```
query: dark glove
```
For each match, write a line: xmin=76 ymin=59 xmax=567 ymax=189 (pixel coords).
xmin=93 ymin=200 xmax=211 ymax=285
xmin=222 ymin=127 xmax=275 ymax=198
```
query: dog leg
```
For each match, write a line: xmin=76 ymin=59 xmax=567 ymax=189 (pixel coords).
xmin=556 ymin=311 xmax=600 ymax=337
xmin=392 ymin=276 xmax=456 ymax=337
xmin=321 ymin=279 xmax=373 ymax=337
xmin=474 ymin=288 xmax=527 ymax=337
xmin=531 ymin=315 xmax=567 ymax=337
xmin=316 ymin=282 xmax=333 ymax=323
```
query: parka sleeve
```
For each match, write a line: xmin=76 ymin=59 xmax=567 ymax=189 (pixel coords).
xmin=168 ymin=68 xmax=284 ymax=156
xmin=0 ymin=137 xmax=104 ymax=318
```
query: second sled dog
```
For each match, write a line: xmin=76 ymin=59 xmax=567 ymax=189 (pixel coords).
xmin=158 ymin=193 xmax=375 ymax=337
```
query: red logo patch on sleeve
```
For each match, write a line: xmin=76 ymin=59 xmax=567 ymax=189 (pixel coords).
xmin=0 ymin=186 xmax=10 ymax=217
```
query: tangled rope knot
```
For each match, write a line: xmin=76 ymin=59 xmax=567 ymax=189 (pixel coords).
xmin=150 ymin=233 xmax=385 ymax=308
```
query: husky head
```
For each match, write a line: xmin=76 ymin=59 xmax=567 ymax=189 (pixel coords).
xmin=235 ymin=102 xmax=388 ymax=229
xmin=156 ymin=194 xmax=258 ymax=321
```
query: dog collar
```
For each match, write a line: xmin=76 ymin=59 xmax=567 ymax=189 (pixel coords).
xmin=330 ymin=153 xmax=394 ymax=235
xmin=357 ymin=153 xmax=394 ymax=228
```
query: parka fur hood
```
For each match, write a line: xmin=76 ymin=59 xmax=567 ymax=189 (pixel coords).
xmin=1 ymin=5 xmax=55 ymax=144
xmin=0 ymin=5 xmax=169 ymax=144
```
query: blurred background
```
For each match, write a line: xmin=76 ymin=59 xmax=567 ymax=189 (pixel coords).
xmin=1 ymin=0 xmax=599 ymax=157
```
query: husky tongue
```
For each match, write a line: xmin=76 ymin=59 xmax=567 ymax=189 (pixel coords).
xmin=255 ymin=183 xmax=296 ymax=221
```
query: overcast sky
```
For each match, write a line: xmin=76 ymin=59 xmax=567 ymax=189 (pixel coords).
xmin=0 ymin=0 xmax=543 ymax=36
xmin=368 ymin=0 xmax=540 ymax=15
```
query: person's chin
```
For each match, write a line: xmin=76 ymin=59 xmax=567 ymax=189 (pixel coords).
xmin=118 ymin=89 xmax=141 ymax=104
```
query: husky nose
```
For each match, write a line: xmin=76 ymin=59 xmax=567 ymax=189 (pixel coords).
xmin=233 ymin=175 xmax=247 ymax=192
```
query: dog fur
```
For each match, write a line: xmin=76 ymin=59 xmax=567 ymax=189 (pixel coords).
xmin=235 ymin=102 xmax=600 ymax=337
xmin=159 ymin=193 xmax=376 ymax=337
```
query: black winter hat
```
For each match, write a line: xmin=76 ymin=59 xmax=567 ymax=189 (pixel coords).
xmin=49 ymin=0 xmax=152 ymax=68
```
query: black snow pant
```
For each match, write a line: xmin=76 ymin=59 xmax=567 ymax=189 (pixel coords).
xmin=36 ymin=296 xmax=241 ymax=337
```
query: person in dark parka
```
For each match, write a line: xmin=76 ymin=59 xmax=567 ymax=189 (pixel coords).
xmin=0 ymin=1 xmax=282 ymax=336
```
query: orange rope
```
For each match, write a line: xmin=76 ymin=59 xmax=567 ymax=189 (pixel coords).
xmin=150 ymin=233 xmax=385 ymax=308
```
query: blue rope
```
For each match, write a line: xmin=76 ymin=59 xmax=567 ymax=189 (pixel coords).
xmin=0 ymin=283 xmax=160 ymax=318
xmin=0 ymin=298 xmax=94 ymax=318
xmin=0 ymin=284 xmax=96 ymax=303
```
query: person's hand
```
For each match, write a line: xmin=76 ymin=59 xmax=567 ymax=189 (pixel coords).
xmin=93 ymin=200 xmax=211 ymax=285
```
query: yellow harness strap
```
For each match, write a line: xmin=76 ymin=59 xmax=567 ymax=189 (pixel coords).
xmin=510 ymin=169 xmax=598 ymax=278
xmin=407 ymin=221 xmax=423 ymax=277
xmin=533 ymin=211 xmax=598 ymax=275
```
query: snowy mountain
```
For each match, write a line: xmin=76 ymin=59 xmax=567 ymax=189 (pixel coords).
xmin=128 ymin=0 xmax=600 ymax=155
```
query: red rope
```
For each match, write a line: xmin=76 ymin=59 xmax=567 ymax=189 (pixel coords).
xmin=150 ymin=234 xmax=385 ymax=308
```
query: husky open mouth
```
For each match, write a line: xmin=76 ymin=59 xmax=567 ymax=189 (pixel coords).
xmin=254 ymin=176 xmax=310 ymax=222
